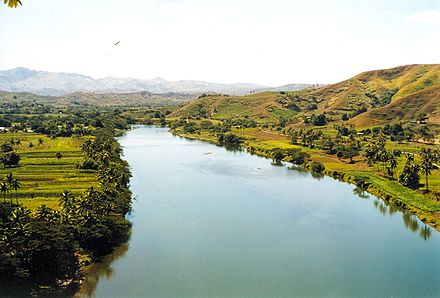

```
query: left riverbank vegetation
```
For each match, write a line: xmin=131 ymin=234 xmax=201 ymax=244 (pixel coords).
xmin=0 ymin=104 xmax=135 ymax=295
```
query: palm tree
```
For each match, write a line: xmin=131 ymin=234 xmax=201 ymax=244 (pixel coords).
xmin=36 ymin=204 xmax=51 ymax=220
xmin=10 ymin=206 xmax=31 ymax=239
xmin=387 ymin=154 xmax=398 ymax=179
xmin=5 ymin=173 xmax=14 ymax=203
xmin=0 ymin=181 xmax=8 ymax=203
xmin=11 ymin=178 xmax=21 ymax=205
xmin=59 ymin=190 xmax=76 ymax=215
xmin=420 ymin=148 xmax=436 ymax=192
xmin=1 ymin=155 xmax=7 ymax=169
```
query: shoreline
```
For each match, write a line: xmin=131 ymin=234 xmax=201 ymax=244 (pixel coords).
xmin=171 ymin=128 xmax=440 ymax=232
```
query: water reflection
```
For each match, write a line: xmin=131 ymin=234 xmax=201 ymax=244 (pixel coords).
xmin=310 ymin=171 xmax=325 ymax=180
xmin=371 ymin=198 xmax=433 ymax=240
xmin=76 ymin=243 xmax=129 ymax=298
xmin=284 ymin=164 xmax=435 ymax=240
xmin=353 ymin=187 xmax=370 ymax=199
xmin=222 ymin=144 xmax=244 ymax=153
xmin=420 ymin=225 xmax=432 ymax=241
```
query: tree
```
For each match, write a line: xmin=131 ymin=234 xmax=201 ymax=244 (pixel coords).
xmin=3 ymin=0 xmax=22 ymax=8
xmin=399 ymin=155 xmax=420 ymax=190
xmin=271 ymin=149 xmax=286 ymax=162
xmin=0 ymin=181 xmax=8 ymax=203
xmin=310 ymin=114 xmax=327 ymax=126
xmin=289 ymin=131 xmax=298 ymax=144
xmin=420 ymin=148 xmax=436 ymax=191
xmin=59 ymin=190 xmax=75 ymax=213
xmin=36 ymin=205 xmax=53 ymax=221
xmin=4 ymin=173 xmax=14 ymax=203
xmin=343 ymin=142 xmax=360 ymax=163
xmin=310 ymin=161 xmax=325 ymax=174
xmin=218 ymin=133 xmax=242 ymax=145
xmin=386 ymin=154 xmax=398 ymax=179
xmin=1 ymin=142 xmax=13 ymax=153
xmin=38 ymin=138 xmax=44 ymax=146
xmin=286 ymin=148 xmax=310 ymax=165
xmin=2 ymin=152 xmax=20 ymax=168
xmin=56 ymin=152 xmax=62 ymax=160
xmin=11 ymin=178 xmax=21 ymax=205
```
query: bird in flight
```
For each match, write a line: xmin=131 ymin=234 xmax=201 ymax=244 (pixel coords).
xmin=114 ymin=41 xmax=120 ymax=46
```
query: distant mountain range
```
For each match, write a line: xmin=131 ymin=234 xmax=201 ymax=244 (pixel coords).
xmin=0 ymin=67 xmax=316 ymax=96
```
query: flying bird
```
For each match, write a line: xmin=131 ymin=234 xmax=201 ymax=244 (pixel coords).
xmin=114 ymin=41 xmax=120 ymax=46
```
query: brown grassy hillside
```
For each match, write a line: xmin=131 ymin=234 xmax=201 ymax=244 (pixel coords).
xmin=172 ymin=64 xmax=440 ymax=127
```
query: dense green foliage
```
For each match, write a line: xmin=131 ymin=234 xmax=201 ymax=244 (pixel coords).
xmin=218 ymin=133 xmax=242 ymax=146
xmin=399 ymin=155 xmax=421 ymax=190
xmin=0 ymin=118 xmax=132 ymax=292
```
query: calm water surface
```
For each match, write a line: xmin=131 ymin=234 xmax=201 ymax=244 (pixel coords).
xmin=79 ymin=126 xmax=440 ymax=297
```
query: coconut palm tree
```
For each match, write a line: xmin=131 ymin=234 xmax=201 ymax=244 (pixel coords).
xmin=59 ymin=190 xmax=76 ymax=216
xmin=11 ymin=178 xmax=21 ymax=205
xmin=0 ymin=181 xmax=8 ymax=203
xmin=10 ymin=206 xmax=31 ymax=238
xmin=420 ymin=148 xmax=436 ymax=192
xmin=1 ymin=155 xmax=7 ymax=169
xmin=5 ymin=173 xmax=14 ymax=203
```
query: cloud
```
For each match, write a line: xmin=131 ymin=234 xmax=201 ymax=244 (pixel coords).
xmin=408 ymin=10 xmax=440 ymax=24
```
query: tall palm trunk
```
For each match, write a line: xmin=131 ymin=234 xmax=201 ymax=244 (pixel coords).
xmin=426 ymin=174 xmax=429 ymax=191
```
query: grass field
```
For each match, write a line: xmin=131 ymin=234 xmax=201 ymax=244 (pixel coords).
xmin=0 ymin=132 xmax=98 ymax=210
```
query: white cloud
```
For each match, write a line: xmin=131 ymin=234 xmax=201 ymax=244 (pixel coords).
xmin=408 ymin=10 xmax=440 ymax=24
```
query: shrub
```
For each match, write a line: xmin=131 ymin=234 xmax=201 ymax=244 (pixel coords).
xmin=2 ymin=152 xmax=20 ymax=168
xmin=271 ymin=149 xmax=286 ymax=161
xmin=310 ymin=114 xmax=327 ymax=126
xmin=310 ymin=161 xmax=325 ymax=173
xmin=286 ymin=148 xmax=310 ymax=165
xmin=218 ymin=133 xmax=242 ymax=145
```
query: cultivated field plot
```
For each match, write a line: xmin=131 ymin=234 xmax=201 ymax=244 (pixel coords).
xmin=0 ymin=132 xmax=98 ymax=210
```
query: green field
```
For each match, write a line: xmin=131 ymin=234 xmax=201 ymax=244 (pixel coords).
xmin=0 ymin=132 xmax=98 ymax=210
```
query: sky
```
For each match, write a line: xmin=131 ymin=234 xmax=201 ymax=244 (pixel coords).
xmin=0 ymin=0 xmax=439 ymax=86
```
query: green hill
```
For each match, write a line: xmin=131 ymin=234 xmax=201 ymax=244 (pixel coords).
xmin=0 ymin=91 xmax=194 ymax=107
xmin=172 ymin=64 xmax=440 ymax=127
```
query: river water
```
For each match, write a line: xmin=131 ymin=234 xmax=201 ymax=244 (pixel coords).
xmin=78 ymin=126 xmax=440 ymax=297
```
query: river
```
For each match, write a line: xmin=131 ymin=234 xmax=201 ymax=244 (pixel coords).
xmin=78 ymin=126 xmax=440 ymax=297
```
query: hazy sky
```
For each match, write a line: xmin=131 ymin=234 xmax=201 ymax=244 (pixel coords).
xmin=0 ymin=0 xmax=439 ymax=86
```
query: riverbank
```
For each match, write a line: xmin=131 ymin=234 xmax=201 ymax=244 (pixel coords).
xmin=0 ymin=126 xmax=133 ymax=297
xmin=171 ymin=127 xmax=440 ymax=231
